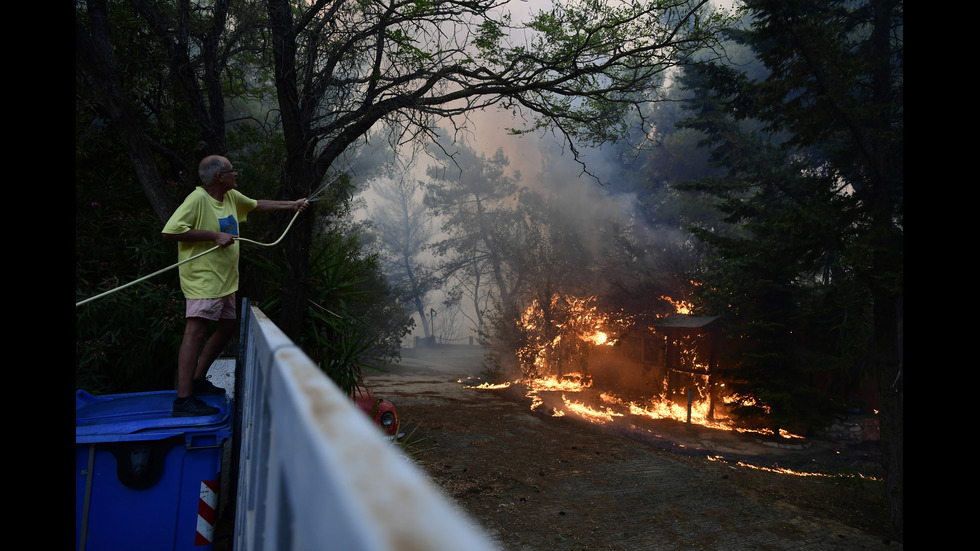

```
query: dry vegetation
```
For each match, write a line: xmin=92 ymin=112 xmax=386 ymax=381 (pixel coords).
xmin=378 ymin=362 xmax=900 ymax=550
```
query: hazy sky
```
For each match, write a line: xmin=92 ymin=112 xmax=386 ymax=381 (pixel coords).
xmin=359 ymin=0 xmax=740 ymax=222
xmin=435 ymin=0 xmax=739 ymax=188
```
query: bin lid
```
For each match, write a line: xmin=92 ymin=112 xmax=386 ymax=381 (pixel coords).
xmin=76 ymin=389 xmax=232 ymax=443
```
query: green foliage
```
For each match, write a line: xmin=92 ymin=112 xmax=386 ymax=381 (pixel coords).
xmin=75 ymin=146 xmax=187 ymax=394
xmin=676 ymin=0 xmax=901 ymax=436
xmin=76 ymin=280 xmax=185 ymax=394
xmin=384 ymin=28 xmax=435 ymax=69
xmin=75 ymin=4 xmax=291 ymax=395
xmin=473 ymin=18 xmax=506 ymax=55
xmin=506 ymin=0 xmax=730 ymax=145
xmin=76 ymin=0 xmax=417 ymax=396
xmin=75 ymin=0 xmax=735 ymax=403
xmin=392 ymin=421 xmax=430 ymax=462
xmin=681 ymin=121 xmax=870 ymax=431
xmin=226 ymin=122 xmax=288 ymax=215
xmin=246 ymin=225 xmax=412 ymax=394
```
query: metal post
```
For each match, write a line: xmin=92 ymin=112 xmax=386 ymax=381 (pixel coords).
xmin=687 ymin=389 xmax=692 ymax=425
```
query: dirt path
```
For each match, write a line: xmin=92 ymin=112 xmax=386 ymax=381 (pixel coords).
xmin=364 ymin=347 xmax=902 ymax=551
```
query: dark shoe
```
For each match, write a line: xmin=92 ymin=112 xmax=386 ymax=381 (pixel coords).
xmin=172 ymin=396 xmax=220 ymax=417
xmin=193 ymin=378 xmax=226 ymax=396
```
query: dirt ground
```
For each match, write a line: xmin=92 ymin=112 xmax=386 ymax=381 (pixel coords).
xmin=363 ymin=346 xmax=902 ymax=551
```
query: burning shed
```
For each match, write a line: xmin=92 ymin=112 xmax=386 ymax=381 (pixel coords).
xmin=515 ymin=294 xmax=733 ymax=427
xmin=584 ymin=314 xmax=722 ymax=413
xmin=652 ymin=314 xmax=722 ymax=417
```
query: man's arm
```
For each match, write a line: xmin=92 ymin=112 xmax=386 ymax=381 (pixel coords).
xmin=162 ymin=229 xmax=236 ymax=248
xmin=253 ymin=198 xmax=309 ymax=213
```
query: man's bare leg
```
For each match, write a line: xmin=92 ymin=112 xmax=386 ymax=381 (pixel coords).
xmin=176 ymin=317 xmax=211 ymax=398
xmin=193 ymin=317 xmax=236 ymax=383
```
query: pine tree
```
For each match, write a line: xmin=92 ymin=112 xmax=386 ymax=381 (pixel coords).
xmin=678 ymin=0 xmax=902 ymax=537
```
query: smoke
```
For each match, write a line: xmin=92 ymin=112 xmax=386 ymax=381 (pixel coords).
xmin=473 ymin=110 xmax=695 ymax=278
xmin=464 ymin=105 xmax=649 ymax=232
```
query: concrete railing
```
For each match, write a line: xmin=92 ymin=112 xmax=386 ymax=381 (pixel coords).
xmin=232 ymin=301 xmax=498 ymax=551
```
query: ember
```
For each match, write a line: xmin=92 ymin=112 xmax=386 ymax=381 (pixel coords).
xmin=460 ymin=375 xmax=511 ymax=390
xmin=706 ymin=456 xmax=880 ymax=480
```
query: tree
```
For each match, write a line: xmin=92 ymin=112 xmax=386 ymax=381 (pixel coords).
xmin=369 ymin=175 xmax=438 ymax=337
xmin=75 ymin=0 xmax=269 ymax=219
xmin=680 ymin=116 xmax=861 ymax=432
xmin=76 ymin=0 xmax=256 ymax=392
xmin=75 ymin=0 xmax=402 ymax=391
xmin=424 ymin=143 xmax=524 ymax=335
xmin=678 ymin=0 xmax=903 ymax=537
xmin=76 ymin=0 xmax=732 ymax=384
xmin=262 ymin=0 xmax=732 ymax=339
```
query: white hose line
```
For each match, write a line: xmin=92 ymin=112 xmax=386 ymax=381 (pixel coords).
xmin=75 ymin=209 xmax=302 ymax=308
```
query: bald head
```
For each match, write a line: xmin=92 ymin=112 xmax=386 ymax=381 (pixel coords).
xmin=199 ymin=155 xmax=229 ymax=186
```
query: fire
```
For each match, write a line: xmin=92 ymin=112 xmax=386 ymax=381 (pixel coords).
xmin=517 ymin=295 xmax=628 ymax=381
xmin=466 ymin=381 xmax=512 ymax=390
xmin=510 ymin=293 xmax=749 ymax=433
xmin=464 ymin=292 xmax=807 ymax=445
xmin=522 ymin=372 xmax=593 ymax=417
xmin=460 ymin=376 xmax=512 ymax=390
xmin=457 ymin=290 xmax=834 ymax=478
xmin=661 ymin=295 xmax=693 ymax=315
xmin=584 ymin=331 xmax=609 ymax=346
xmin=561 ymin=395 xmax=624 ymax=423
xmin=526 ymin=372 xmax=592 ymax=393
xmin=706 ymin=456 xmax=880 ymax=480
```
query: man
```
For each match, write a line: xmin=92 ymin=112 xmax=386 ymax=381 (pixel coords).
xmin=162 ymin=155 xmax=308 ymax=416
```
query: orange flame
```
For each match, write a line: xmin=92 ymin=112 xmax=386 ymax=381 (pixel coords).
xmin=661 ymin=295 xmax=693 ymax=314
xmin=511 ymin=293 xmax=745 ymax=432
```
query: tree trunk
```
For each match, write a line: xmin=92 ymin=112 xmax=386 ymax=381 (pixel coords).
xmin=868 ymin=1 xmax=902 ymax=537
xmin=278 ymin=223 xmax=311 ymax=342
xmin=874 ymin=277 xmax=903 ymax=539
xmin=275 ymin=163 xmax=315 ymax=343
xmin=77 ymin=0 xmax=176 ymax=221
xmin=266 ymin=0 xmax=310 ymax=342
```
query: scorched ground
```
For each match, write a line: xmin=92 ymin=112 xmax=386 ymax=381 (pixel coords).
xmin=362 ymin=346 xmax=899 ymax=551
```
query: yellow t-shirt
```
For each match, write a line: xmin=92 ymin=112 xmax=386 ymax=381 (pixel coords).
xmin=162 ymin=187 xmax=258 ymax=299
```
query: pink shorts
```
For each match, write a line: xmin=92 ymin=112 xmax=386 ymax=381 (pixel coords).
xmin=186 ymin=294 xmax=237 ymax=321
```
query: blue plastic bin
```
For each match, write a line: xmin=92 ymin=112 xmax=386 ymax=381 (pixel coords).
xmin=76 ymin=389 xmax=233 ymax=551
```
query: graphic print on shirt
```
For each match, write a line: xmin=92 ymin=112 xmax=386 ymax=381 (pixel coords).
xmin=219 ymin=215 xmax=239 ymax=236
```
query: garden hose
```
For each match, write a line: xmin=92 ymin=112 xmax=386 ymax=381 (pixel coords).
xmin=76 ymin=177 xmax=338 ymax=308
xmin=76 ymin=198 xmax=313 ymax=308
